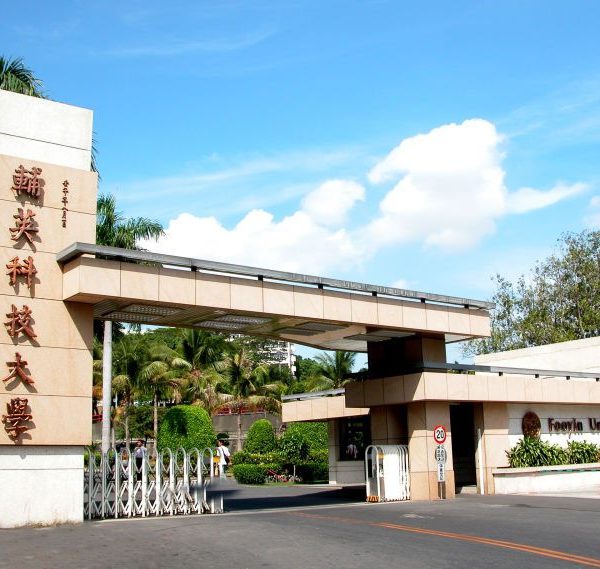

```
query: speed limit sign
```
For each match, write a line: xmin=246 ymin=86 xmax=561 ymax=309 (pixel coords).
xmin=433 ymin=425 xmax=447 ymax=444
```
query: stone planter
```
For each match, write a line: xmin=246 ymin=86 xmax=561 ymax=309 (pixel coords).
xmin=492 ymin=463 xmax=600 ymax=494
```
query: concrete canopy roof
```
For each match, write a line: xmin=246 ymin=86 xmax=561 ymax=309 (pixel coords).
xmin=58 ymin=243 xmax=492 ymax=352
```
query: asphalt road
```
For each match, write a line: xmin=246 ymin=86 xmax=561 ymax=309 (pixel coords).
xmin=2 ymin=487 xmax=600 ymax=569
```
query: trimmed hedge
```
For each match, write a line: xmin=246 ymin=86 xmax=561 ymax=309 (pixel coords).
xmin=157 ymin=405 xmax=215 ymax=452
xmin=232 ymin=464 xmax=267 ymax=485
xmin=244 ymin=419 xmax=277 ymax=453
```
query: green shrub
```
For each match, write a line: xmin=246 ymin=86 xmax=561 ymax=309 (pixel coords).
xmin=308 ymin=449 xmax=329 ymax=463
xmin=279 ymin=429 xmax=310 ymax=463
xmin=567 ymin=440 xmax=600 ymax=464
xmin=506 ymin=437 xmax=568 ymax=468
xmin=244 ymin=419 xmax=277 ymax=453
xmin=157 ymin=405 xmax=215 ymax=452
xmin=284 ymin=422 xmax=328 ymax=452
xmin=232 ymin=464 xmax=267 ymax=485
xmin=294 ymin=462 xmax=329 ymax=482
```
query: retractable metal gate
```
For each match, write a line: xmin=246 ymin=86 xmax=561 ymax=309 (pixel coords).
xmin=365 ymin=444 xmax=410 ymax=502
xmin=84 ymin=447 xmax=222 ymax=519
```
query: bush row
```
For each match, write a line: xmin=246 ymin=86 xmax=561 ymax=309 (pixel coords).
xmin=231 ymin=461 xmax=329 ymax=485
xmin=233 ymin=449 xmax=326 ymax=465
xmin=507 ymin=437 xmax=600 ymax=468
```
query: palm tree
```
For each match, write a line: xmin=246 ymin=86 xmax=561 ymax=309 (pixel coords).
xmin=180 ymin=329 xmax=227 ymax=370
xmin=96 ymin=194 xmax=164 ymax=249
xmin=112 ymin=335 xmax=150 ymax=447
xmin=219 ymin=343 xmax=281 ymax=451
xmin=313 ymin=351 xmax=357 ymax=390
xmin=139 ymin=346 xmax=191 ymax=441
xmin=0 ymin=56 xmax=44 ymax=97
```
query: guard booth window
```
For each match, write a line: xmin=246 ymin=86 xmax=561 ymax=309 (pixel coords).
xmin=339 ymin=417 xmax=371 ymax=461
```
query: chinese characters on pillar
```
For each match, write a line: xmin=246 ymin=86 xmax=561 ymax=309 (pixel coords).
xmin=3 ymin=164 xmax=45 ymax=440
xmin=2 ymin=398 xmax=32 ymax=437
xmin=62 ymin=180 xmax=69 ymax=228
xmin=10 ymin=208 xmax=38 ymax=244
xmin=6 ymin=256 xmax=37 ymax=289
xmin=4 ymin=304 xmax=37 ymax=340
xmin=3 ymin=353 xmax=34 ymax=386
xmin=12 ymin=165 xmax=44 ymax=199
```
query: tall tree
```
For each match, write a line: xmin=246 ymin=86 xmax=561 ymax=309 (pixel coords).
xmin=0 ymin=56 xmax=44 ymax=97
xmin=139 ymin=346 xmax=190 ymax=441
xmin=219 ymin=343 xmax=281 ymax=450
xmin=465 ymin=230 xmax=600 ymax=355
xmin=112 ymin=335 xmax=150 ymax=447
xmin=96 ymin=194 xmax=164 ymax=249
xmin=312 ymin=351 xmax=357 ymax=390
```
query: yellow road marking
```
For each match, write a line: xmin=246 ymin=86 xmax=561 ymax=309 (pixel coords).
xmin=290 ymin=512 xmax=600 ymax=568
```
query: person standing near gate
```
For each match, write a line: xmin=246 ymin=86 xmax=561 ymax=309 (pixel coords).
xmin=134 ymin=439 xmax=147 ymax=481
xmin=216 ymin=439 xmax=231 ymax=478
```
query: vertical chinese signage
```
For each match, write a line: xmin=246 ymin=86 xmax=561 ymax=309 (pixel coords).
xmin=0 ymin=165 xmax=58 ymax=440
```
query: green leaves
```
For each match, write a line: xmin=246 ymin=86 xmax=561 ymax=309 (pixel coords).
xmin=157 ymin=405 xmax=215 ymax=452
xmin=466 ymin=230 xmax=600 ymax=355
xmin=244 ymin=419 xmax=277 ymax=453
xmin=506 ymin=436 xmax=600 ymax=468
xmin=0 ymin=56 xmax=44 ymax=97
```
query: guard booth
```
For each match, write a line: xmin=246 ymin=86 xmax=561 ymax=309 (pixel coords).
xmin=365 ymin=444 xmax=410 ymax=502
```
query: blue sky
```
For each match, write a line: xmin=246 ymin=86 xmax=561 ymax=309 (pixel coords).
xmin=4 ymin=1 xmax=600 ymax=362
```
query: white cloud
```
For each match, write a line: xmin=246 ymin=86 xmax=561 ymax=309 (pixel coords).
xmin=143 ymin=209 xmax=363 ymax=275
xmin=143 ymin=118 xmax=588 ymax=273
xmin=365 ymin=119 xmax=587 ymax=250
xmin=507 ymin=182 xmax=588 ymax=214
xmin=301 ymin=179 xmax=365 ymax=227
xmin=365 ymin=119 xmax=507 ymax=249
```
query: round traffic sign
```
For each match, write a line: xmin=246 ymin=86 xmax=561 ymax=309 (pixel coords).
xmin=433 ymin=425 xmax=447 ymax=444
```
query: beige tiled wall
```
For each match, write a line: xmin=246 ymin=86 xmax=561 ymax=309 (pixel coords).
xmin=0 ymin=154 xmax=95 ymax=447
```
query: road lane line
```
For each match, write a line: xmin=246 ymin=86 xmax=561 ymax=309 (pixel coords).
xmin=290 ymin=512 xmax=600 ymax=567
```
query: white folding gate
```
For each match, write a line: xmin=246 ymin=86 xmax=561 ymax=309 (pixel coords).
xmin=365 ymin=444 xmax=410 ymax=502
xmin=84 ymin=447 xmax=221 ymax=519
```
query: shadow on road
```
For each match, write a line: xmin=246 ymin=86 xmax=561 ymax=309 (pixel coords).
xmin=212 ymin=483 xmax=365 ymax=512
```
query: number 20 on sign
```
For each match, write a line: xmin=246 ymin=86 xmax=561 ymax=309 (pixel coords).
xmin=433 ymin=425 xmax=447 ymax=444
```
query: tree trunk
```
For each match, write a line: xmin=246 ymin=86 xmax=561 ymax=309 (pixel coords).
xmin=153 ymin=392 xmax=158 ymax=443
xmin=124 ymin=403 xmax=130 ymax=449
xmin=237 ymin=410 xmax=242 ymax=452
xmin=101 ymin=320 xmax=113 ymax=453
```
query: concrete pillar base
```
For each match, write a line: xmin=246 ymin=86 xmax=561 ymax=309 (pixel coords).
xmin=0 ymin=446 xmax=84 ymax=528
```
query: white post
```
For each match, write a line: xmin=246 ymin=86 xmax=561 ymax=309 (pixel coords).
xmin=102 ymin=320 xmax=113 ymax=453
xmin=477 ymin=428 xmax=485 ymax=495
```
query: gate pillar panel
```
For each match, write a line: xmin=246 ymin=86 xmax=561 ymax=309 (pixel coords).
xmin=407 ymin=401 xmax=455 ymax=500
xmin=481 ymin=402 xmax=510 ymax=494
xmin=368 ymin=334 xmax=446 ymax=377
xmin=370 ymin=405 xmax=408 ymax=445
xmin=0 ymin=91 xmax=96 ymax=528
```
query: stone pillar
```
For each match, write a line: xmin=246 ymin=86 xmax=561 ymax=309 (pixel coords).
xmin=0 ymin=91 xmax=96 ymax=527
xmin=370 ymin=405 xmax=407 ymax=445
xmin=480 ymin=402 xmax=510 ymax=494
xmin=407 ymin=401 xmax=455 ymax=500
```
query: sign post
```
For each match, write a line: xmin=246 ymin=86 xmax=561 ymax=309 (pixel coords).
xmin=433 ymin=426 xmax=447 ymax=499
